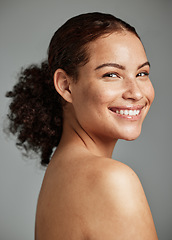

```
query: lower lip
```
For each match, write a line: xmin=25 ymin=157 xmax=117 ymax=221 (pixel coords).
xmin=110 ymin=109 xmax=142 ymax=121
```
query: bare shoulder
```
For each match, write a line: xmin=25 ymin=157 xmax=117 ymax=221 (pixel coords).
xmin=35 ymin=153 xmax=158 ymax=240
xmin=86 ymin=157 xmax=158 ymax=239
xmin=93 ymin=159 xmax=149 ymax=216
xmin=96 ymin=158 xmax=144 ymax=199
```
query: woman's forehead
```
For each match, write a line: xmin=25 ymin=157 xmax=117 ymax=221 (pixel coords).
xmin=85 ymin=32 xmax=146 ymax=68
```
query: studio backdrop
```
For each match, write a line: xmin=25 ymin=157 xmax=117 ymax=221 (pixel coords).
xmin=0 ymin=0 xmax=172 ymax=239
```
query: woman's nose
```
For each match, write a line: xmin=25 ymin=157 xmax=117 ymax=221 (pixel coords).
xmin=122 ymin=78 xmax=143 ymax=101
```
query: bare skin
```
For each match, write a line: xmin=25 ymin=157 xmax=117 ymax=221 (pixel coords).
xmin=35 ymin=32 xmax=158 ymax=239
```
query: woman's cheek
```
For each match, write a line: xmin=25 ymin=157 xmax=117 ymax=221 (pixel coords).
xmin=144 ymin=80 xmax=155 ymax=105
xmin=91 ymin=85 xmax=118 ymax=104
xmin=150 ymin=82 xmax=155 ymax=104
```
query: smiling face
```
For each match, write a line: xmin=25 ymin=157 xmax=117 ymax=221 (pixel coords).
xmin=68 ymin=31 xmax=155 ymax=143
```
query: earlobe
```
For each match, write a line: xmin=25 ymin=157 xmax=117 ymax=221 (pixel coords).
xmin=54 ymin=69 xmax=72 ymax=103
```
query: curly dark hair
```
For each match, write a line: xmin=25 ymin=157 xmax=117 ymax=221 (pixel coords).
xmin=6 ymin=12 xmax=140 ymax=166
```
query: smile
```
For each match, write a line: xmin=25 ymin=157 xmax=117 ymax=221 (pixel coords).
xmin=115 ymin=109 xmax=140 ymax=116
xmin=109 ymin=106 xmax=144 ymax=120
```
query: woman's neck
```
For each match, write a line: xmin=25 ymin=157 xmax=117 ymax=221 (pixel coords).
xmin=58 ymin=117 xmax=117 ymax=159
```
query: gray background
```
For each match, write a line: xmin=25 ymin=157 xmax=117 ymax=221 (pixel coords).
xmin=0 ymin=0 xmax=171 ymax=239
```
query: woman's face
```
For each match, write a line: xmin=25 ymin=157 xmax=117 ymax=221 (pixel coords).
xmin=69 ymin=32 xmax=155 ymax=142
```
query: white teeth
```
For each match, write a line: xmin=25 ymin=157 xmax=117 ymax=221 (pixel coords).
xmin=116 ymin=109 xmax=140 ymax=116
xmin=129 ymin=110 xmax=134 ymax=116
xmin=124 ymin=110 xmax=128 ymax=115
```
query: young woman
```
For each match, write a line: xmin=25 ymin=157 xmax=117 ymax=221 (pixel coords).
xmin=6 ymin=12 xmax=158 ymax=239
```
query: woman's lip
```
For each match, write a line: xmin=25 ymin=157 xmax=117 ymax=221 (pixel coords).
xmin=109 ymin=105 xmax=144 ymax=111
xmin=109 ymin=105 xmax=144 ymax=120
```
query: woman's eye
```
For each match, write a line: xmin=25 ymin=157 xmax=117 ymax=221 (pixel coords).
xmin=137 ymin=72 xmax=149 ymax=77
xmin=103 ymin=73 xmax=118 ymax=78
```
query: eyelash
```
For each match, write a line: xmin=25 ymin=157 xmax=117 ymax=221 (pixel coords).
xmin=102 ymin=72 xmax=119 ymax=78
xmin=136 ymin=72 xmax=149 ymax=77
xmin=102 ymin=71 xmax=149 ymax=78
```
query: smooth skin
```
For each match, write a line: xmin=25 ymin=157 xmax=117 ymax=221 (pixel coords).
xmin=35 ymin=32 xmax=158 ymax=239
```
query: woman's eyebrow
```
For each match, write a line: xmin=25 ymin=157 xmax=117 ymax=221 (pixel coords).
xmin=138 ymin=61 xmax=150 ymax=69
xmin=94 ymin=61 xmax=150 ymax=71
xmin=94 ymin=63 xmax=125 ymax=71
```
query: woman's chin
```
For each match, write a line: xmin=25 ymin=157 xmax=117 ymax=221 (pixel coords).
xmin=118 ymin=127 xmax=142 ymax=141
xmin=123 ymin=134 xmax=140 ymax=141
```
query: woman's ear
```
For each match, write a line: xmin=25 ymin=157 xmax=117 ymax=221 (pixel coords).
xmin=54 ymin=69 xmax=72 ymax=103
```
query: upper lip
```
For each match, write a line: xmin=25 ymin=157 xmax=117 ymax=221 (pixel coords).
xmin=109 ymin=105 xmax=145 ymax=111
